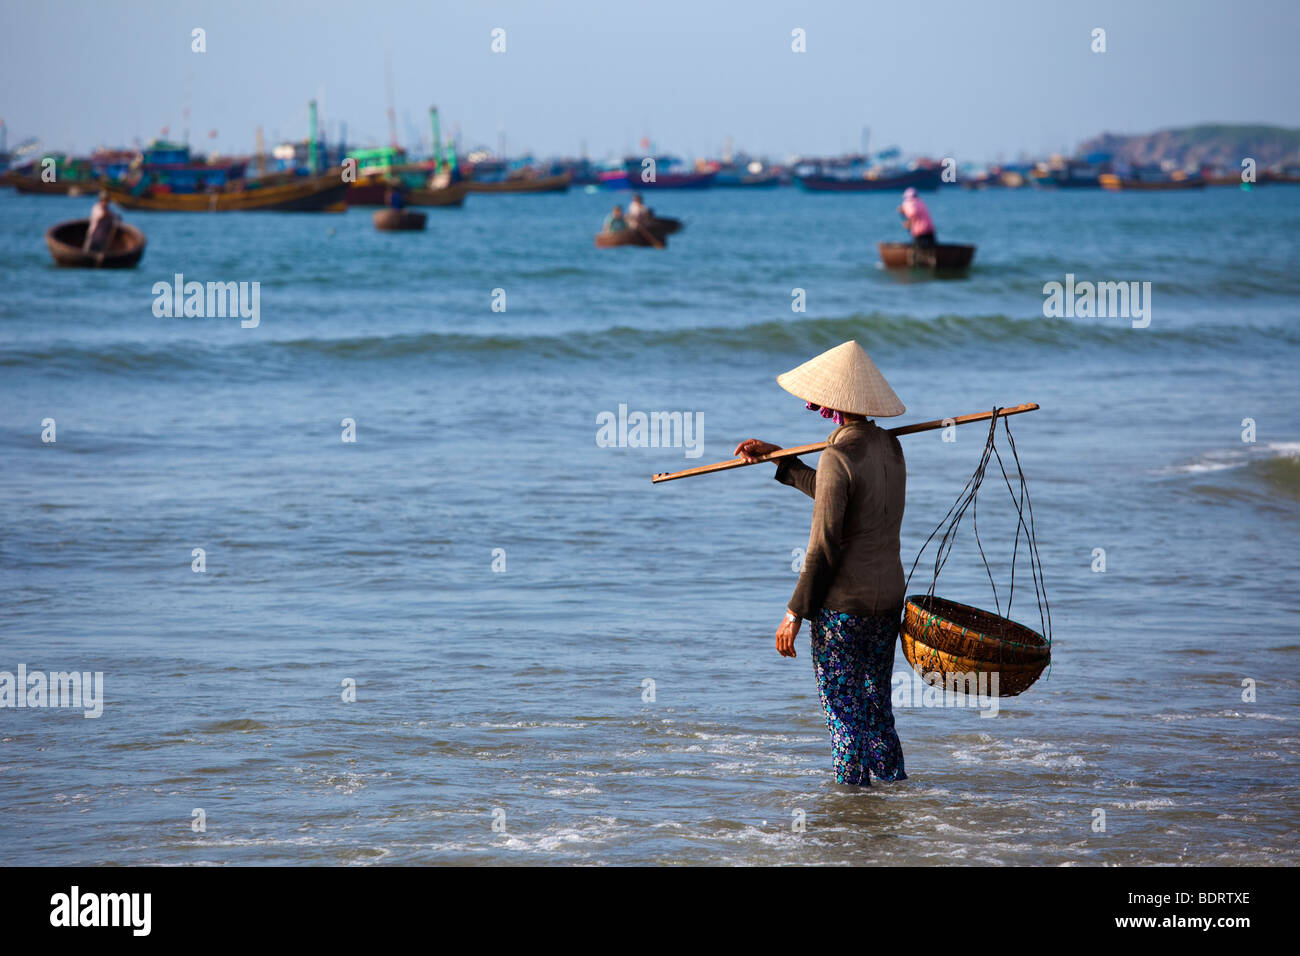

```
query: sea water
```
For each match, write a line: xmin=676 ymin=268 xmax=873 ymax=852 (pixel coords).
xmin=1 ymin=186 xmax=1296 ymax=864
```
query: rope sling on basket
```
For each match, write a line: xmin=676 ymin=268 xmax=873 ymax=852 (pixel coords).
xmin=902 ymin=407 xmax=1052 ymax=698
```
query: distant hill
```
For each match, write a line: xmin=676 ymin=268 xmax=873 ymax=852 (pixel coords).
xmin=1077 ymin=124 xmax=1300 ymax=168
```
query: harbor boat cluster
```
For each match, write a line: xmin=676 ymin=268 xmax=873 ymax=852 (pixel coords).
xmin=6 ymin=105 xmax=1298 ymax=213
xmin=5 ymin=106 xmax=1295 ymax=271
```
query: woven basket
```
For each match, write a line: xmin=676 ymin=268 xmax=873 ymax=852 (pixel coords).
xmin=901 ymin=594 xmax=1050 ymax=697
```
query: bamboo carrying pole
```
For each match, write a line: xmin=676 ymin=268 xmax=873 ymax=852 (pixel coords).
xmin=651 ymin=403 xmax=1039 ymax=484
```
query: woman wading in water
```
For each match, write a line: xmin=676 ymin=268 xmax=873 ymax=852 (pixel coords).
xmin=735 ymin=341 xmax=908 ymax=786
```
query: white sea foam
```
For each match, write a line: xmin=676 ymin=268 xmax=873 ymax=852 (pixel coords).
xmin=946 ymin=736 xmax=1091 ymax=771
xmin=499 ymin=816 xmax=625 ymax=853
xmin=1155 ymin=441 xmax=1300 ymax=476
xmin=1115 ymin=798 xmax=1177 ymax=810
xmin=1155 ymin=710 xmax=1290 ymax=722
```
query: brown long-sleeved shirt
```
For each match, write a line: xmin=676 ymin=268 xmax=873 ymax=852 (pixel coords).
xmin=775 ymin=420 xmax=907 ymax=619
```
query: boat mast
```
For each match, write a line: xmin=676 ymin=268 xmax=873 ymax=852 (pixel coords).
xmin=308 ymin=100 xmax=319 ymax=175
xmin=255 ymin=125 xmax=266 ymax=178
xmin=182 ymin=72 xmax=193 ymax=147
xmin=385 ymin=53 xmax=399 ymax=150
xmin=430 ymin=106 xmax=442 ymax=172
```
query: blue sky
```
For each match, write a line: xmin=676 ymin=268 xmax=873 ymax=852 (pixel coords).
xmin=1 ymin=0 xmax=1296 ymax=161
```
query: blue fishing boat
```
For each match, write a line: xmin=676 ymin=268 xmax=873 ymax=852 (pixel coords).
xmin=137 ymin=140 xmax=247 ymax=193
xmin=796 ymin=163 xmax=941 ymax=192
xmin=604 ymin=155 xmax=716 ymax=189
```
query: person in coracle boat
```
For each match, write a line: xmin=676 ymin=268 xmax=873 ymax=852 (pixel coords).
xmin=898 ymin=186 xmax=936 ymax=250
xmin=83 ymin=191 xmax=120 ymax=253
xmin=602 ymin=204 xmax=628 ymax=232
xmin=626 ymin=193 xmax=650 ymax=228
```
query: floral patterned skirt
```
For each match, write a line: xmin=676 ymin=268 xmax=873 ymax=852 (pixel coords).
xmin=810 ymin=608 xmax=907 ymax=786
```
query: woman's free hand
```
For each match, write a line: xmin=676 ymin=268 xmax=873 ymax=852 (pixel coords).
xmin=734 ymin=439 xmax=781 ymax=463
xmin=775 ymin=611 xmax=801 ymax=658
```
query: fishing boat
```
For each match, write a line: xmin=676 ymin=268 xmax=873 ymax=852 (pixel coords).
xmin=796 ymin=165 xmax=942 ymax=192
xmin=1099 ymin=169 xmax=1205 ymax=190
xmin=1 ymin=154 xmax=100 ymax=195
xmin=345 ymin=146 xmax=417 ymax=205
xmin=1202 ymin=169 xmax=1247 ymax=186
xmin=348 ymin=157 xmax=468 ymax=207
xmin=1030 ymin=157 xmax=1109 ymax=189
xmin=605 ymin=156 xmax=718 ymax=190
xmin=350 ymin=174 xmax=467 ymax=207
xmin=877 ymin=241 xmax=975 ymax=271
xmin=647 ymin=169 xmax=716 ymax=188
xmin=709 ymin=164 xmax=780 ymax=188
xmin=596 ymin=168 xmax=632 ymax=188
xmin=0 ymin=170 xmax=97 ymax=195
xmin=466 ymin=170 xmax=572 ymax=194
xmin=90 ymin=148 xmax=137 ymax=183
xmin=594 ymin=217 xmax=683 ymax=248
xmin=135 ymin=139 xmax=248 ymax=193
xmin=103 ymin=172 xmax=348 ymax=212
xmin=557 ymin=158 xmax=600 ymax=186
xmin=405 ymin=181 xmax=469 ymax=206
xmin=349 ymin=179 xmax=392 ymax=205
xmin=723 ymin=171 xmax=781 ymax=187
xmin=613 ymin=170 xmax=717 ymax=189
xmin=372 ymin=209 xmax=427 ymax=231
xmin=1262 ymin=166 xmax=1300 ymax=184
xmin=349 ymin=173 xmax=410 ymax=205
xmin=45 ymin=219 xmax=146 ymax=268
xmin=964 ymin=165 xmax=1031 ymax=190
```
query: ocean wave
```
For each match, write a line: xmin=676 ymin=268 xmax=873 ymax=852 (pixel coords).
xmin=272 ymin=313 xmax=1300 ymax=360
xmin=1156 ymin=442 xmax=1300 ymax=476
xmin=3 ymin=313 xmax=1296 ymax=376
xmin=1156 ymin=442 xmax=1300 ymax=499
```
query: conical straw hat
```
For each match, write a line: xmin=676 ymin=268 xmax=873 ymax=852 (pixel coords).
xmin=777 ymin=340 xmax=905 ymax=417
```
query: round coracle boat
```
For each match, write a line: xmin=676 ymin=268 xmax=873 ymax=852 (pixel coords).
xmin=45 ymin=219 xmax=147 ymax=268
xmin=372 ymin=209 xmax=428 ymax=231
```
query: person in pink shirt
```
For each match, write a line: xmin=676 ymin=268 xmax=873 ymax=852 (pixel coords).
xmin=897 ymin=187 xmax=936 ymax=249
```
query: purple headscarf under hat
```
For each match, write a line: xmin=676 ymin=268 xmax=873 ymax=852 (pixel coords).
xmin=805 ymin=401 xmax=845 ymax=426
